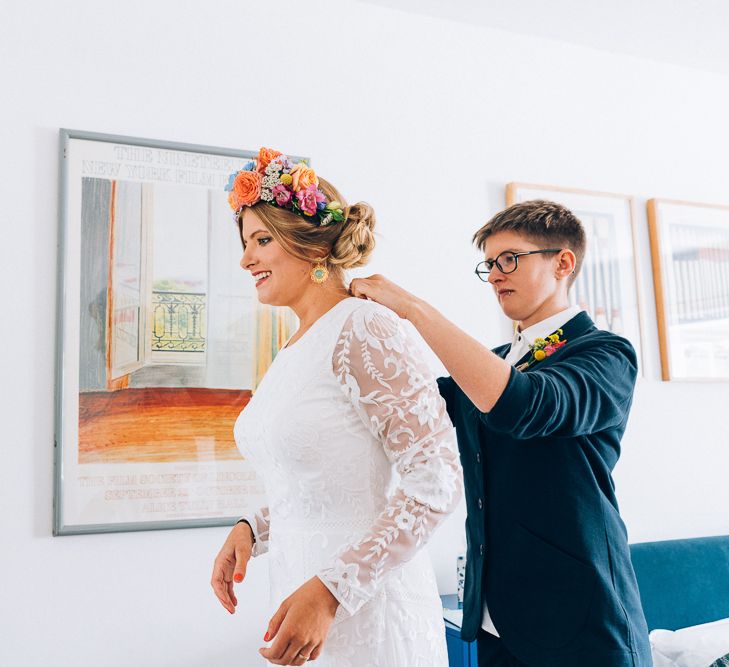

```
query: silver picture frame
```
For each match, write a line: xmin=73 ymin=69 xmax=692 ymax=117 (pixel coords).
xmin=54 ymin=129 xmax=302 ymax=535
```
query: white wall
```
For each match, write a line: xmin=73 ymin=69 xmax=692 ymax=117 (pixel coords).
xmin=2 ymin=1 xmax=728 ymax=665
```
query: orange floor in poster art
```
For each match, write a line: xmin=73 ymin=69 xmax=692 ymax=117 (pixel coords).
xmin=78 ymin=388 xmax=252 ymax=464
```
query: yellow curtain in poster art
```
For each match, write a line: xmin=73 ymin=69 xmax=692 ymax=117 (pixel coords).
xmin=253 ymin=304 xmax=297 ymax=390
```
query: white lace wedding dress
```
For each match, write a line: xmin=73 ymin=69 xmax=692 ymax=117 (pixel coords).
xmin=234 ymin=297 xmax=462 ymax=666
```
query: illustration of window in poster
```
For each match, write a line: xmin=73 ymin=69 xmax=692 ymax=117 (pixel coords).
xmin=648 ymin=199 xmax=729 ymax=381
xmin=54 ymin=130 xmax=298 ymax=534
xmin=506 ymin=183 xmax=645 ymax=372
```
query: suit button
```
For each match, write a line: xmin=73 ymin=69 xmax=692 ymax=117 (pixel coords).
xmin=480 ymin=544 xmax=485 ymax=556
xmin=476 ymin=452 xmax=481 ymax=464
xmin=478 ymin=498 xmax=483 ymax=510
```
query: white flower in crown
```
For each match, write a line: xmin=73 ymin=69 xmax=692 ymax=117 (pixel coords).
xmin=265 ymin=162 xmax=283 ymax=175
xmin=261 ymin=174 xmax=279 ymax=189
xmin=260 ymin=188 xmax=274 ymax=202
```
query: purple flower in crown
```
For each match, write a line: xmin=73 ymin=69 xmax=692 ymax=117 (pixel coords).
xmin=297 ymin=184 xmax=326 ymax=216
xmin=272 ymin=183 xmax=293 ymax=207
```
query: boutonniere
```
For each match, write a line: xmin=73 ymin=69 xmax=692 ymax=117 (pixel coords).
xmin=516 ymin=329 xmax=567 ymax=371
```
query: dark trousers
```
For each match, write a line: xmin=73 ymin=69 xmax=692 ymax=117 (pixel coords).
xmin=477 ymin=629 xmax=529 ymax=667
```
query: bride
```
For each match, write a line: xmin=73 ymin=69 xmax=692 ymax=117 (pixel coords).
xmin=210 ymin=148 xmax=462 ymax=666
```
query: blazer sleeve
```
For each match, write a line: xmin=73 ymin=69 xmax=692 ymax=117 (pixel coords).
xmin=437 ymin=375 xmax=457 ymax=420
xmin=482 ymin=336 xmax=638 ymax=439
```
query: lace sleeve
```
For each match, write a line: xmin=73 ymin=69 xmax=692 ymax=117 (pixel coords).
xmin=317 ymin=304 xmax=463 ymax=616
xmin=239 ymin=506 xmax=270 ymax=557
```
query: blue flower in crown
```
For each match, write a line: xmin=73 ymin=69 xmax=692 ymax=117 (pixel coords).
xmin=224 ymin=172 xmax=237 ymax=192
xmin=224 ymin=161 xmax=256 ymax=192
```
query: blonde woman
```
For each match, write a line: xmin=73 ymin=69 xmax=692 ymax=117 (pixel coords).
xmin=210 ymin=148 xmax=462 ymax=666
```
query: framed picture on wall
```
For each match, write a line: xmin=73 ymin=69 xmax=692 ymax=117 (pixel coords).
xmin=54 ymin=130 xmax=299 ymax=535
xmin=506 ymin=183 xmax=646 ymax=373
xmin=647 ymin=198 xmax=729 ymax=381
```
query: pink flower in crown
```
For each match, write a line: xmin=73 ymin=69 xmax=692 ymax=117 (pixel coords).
xmin=297 ymin=184 xmax=326 ymax=216
xmin=272 ymin=183 xmax=293 ymax=207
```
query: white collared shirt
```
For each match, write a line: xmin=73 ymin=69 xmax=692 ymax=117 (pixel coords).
xmin=481 ymin=304 xmax=583 ymax=637
xmin=504 ymin=305 xmax=583 ymax=366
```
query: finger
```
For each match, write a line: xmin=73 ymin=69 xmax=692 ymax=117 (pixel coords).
xmin=233 ymin=546 xmax=249 ymax=584
xmin=213 ymin=583 xmax=234 ymax=613
xmin=266 ymin=603 xmax=287 ymax=641
xmin=309 ymin=643 xmax=323 ymax=660
xmin=260 ymin=638 xmax=291 ymax=664
xmin=295 ymin=641 xmax=316 ymax=663
xmin=349 ymin=280 xmax=368 ymax=299
xmin=280 ymin=639 xmax=314 ymax=665
xmin=210 ymin=562 xmax=235 ymax=613
xmin=226 ymin=579 xmax=237 ymax=607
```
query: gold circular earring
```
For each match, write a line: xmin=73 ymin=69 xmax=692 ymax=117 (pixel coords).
xmin=311 ymin=261 xmax=329 ymax=284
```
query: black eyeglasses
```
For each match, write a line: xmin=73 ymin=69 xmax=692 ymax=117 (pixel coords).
xmin=474 ymin=249 xmax=562 ymax=281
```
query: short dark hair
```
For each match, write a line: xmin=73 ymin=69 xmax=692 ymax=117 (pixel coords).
xmin=472 ymin=200 xmax=586 ymax=281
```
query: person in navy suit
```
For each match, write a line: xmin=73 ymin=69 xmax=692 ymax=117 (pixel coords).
xmin=350 ymin=200 xmax=651 ymax=666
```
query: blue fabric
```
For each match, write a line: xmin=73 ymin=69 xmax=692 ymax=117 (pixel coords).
xmin=438 ymin=311 xmax=651 ymax=667
xmin=630 ymin=535 xmax=729 ymax=631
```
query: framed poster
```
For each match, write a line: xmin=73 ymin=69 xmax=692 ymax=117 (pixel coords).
xmin=647 ymin=198 xmax=729 ymax=381
xmin=54 ymin=130 xmax=298 ymax=534
xmin=506 ymin=183 xmax=646 ymax=373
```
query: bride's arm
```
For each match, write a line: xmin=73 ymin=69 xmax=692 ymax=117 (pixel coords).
xmin=211 ymin=505 xmax=269 ymax=615
xmin=238 ymin=505 xmax=271 ymax=557
xmin=317 ymin=304 xmax=463 ymax=616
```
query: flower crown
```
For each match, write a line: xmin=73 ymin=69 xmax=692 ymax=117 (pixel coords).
xmin=224 ymin=147 xmax=344 ymax=227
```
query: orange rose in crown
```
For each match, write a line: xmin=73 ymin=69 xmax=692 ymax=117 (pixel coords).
xmin=290 ymin=164 xmax=319 ymax=191
xmin=227 ymin=169 xmax=262 ymax=210
xmin=256 ymin=147 xmax=283 ymax=174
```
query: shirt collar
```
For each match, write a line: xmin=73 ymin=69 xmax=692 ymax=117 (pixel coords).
xmin=513 ymin=305 xmax=583 ymax=349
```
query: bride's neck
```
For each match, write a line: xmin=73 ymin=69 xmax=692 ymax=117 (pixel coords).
xmin=289 ymin=280 xmax=350 ymax=330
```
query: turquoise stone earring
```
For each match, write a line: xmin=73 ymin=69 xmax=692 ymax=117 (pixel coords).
xmin=311 ymin=262 xmax=329 ymax=284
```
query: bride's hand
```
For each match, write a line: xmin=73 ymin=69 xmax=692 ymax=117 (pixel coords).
xmin=349 ymin=274 xmax=418 ymax=320
xmin=210 ymin=521 xmax=254 ymax=614
xmin=260 ymin=576 xmax=339 ymax=665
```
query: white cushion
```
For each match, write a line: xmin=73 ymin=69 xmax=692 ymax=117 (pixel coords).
xmin=650 ymin=617 xmax=729 ymax=667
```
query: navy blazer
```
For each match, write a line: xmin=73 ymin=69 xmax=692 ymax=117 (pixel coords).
xmin=438 ymin=312 xmax=651 ymax=667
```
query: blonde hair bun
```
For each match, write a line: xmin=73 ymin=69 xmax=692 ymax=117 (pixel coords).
xmin=329 ymin=201 xmax=376 ymax=270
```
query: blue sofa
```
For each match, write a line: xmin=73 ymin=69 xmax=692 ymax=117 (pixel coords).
xmin=630 ymin=534 xmax=729 ymax=632
xmin=444 ymin=535 xmax=729 ymax=666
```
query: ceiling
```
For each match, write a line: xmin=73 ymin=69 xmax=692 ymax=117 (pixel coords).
xmin=362 ymin=0 xmax=729 ymax=77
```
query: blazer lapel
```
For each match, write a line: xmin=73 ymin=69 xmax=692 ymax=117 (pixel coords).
xmin=514 ymin=311 xmax=596 ymax=371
